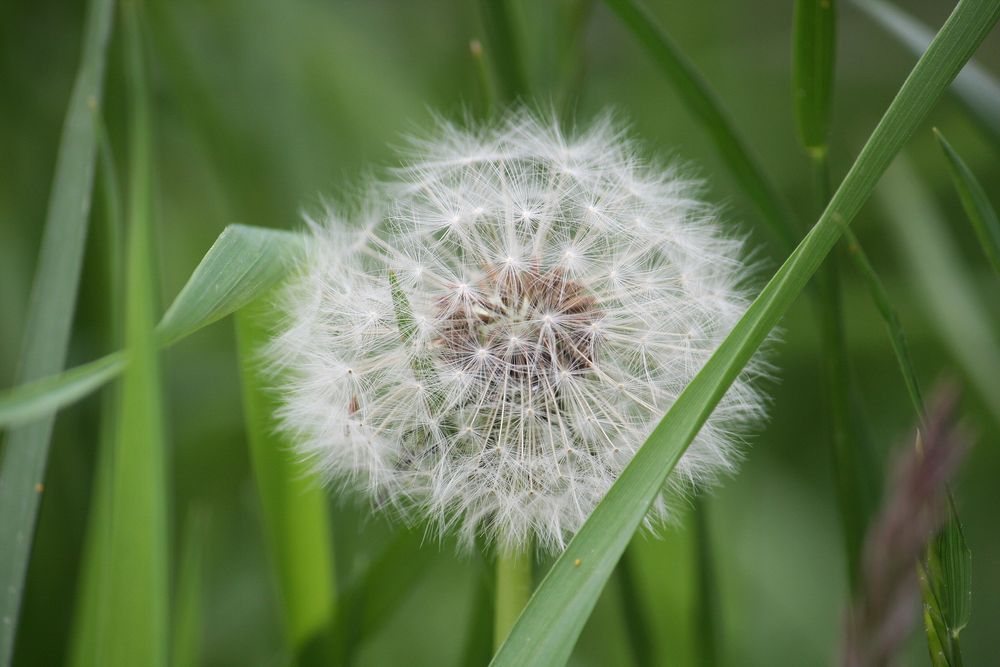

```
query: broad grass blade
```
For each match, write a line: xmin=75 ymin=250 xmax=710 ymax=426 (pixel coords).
xmin=935 ymin=129 xmax=1000 ymax=277
xmin=235 ymin=302 xmax=337 ymax=664
xmin=491 ymin=2 xmax=1000 ymax=664
xmin=103 ymin=4 xmax=170 ymax=665
xmin=0 ymin=0 xmax=115 ymax=660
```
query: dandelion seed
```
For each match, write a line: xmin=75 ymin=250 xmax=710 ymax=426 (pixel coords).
xmin=270 ymin=109 xmax=769 ymax=554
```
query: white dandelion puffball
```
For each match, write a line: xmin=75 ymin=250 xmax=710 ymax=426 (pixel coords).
xmin=270 ymin=111 xmax=768 ymax=554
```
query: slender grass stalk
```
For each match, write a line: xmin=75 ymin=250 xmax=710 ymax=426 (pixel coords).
xmin=0 ymin=0 xmax=115 ymax=659
xmin=491 ymin=2 xmax=1000 ymax=663
xmin=494 ymin=549 xmax=533 ymax=653
xmin=171 ymin=510 xmax=207 ymax=667
xmin=460 ymin=559 xmax=495 ymax=667
xmin=692 ymin=497 xmax=718 ymax=667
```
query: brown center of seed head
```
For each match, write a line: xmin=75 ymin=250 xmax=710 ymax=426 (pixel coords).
xmin=436 ymin=264 xmax=602 ymax=386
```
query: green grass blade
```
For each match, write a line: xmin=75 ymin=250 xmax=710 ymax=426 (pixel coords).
xmin=603 ymin=0 xmax=798 ymax=250
xmin=841 ymin=227 xmax=925 ymax=418
xmin=692 ymin=498 xmax=719 ymax=667
xmin=879 ymin=158 xmax=1000 ymax=425
xmin=853 ymin=0 xmax=1000 ymax=144
xmin=614 ymin=548 xmax=654 ymax=666
xmin=235 ymin=302 xmax=336 ymax=664
xmin=68 ymin=125 xmax=124 ymax=667
xmin=793 ymin=0 xmax=837 ymax=153
xmin=0 ymin=353 xmax=126 ymax=429
xmin=934 ymin=128 xmax=1000 ymax=277
xmin=491 ymin=2 xmax=1000 ymax=664
xmin=0 ymin=0 xmax=116 ymax=659
xmin=0 ymin=225 xmax=305 ymax=428
xmin=172 ymin=510 xmax=208 ymax=667
xmin=477 ymin=0 xmax=529 ymax=103
xmin=103 ymin=3 xmax=169 ymax=665
xmin=157 ymin=225 xmax=305 ymax=346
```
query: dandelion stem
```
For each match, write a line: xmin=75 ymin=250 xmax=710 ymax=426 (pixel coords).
xmin=494 ymin=549 xmax=533 ymax=653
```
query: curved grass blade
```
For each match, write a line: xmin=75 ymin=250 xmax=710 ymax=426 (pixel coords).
xmin=157 ymin=224 xmax=305 ymax=346
xmin=235 ymin=302 xmax=337 ymax=665
xmin=879 ymin=158 xmax=1000 ymax=425
xmin=603 ymin=0 xmax=798 ymax=251
xmin=0 ymin=225 xmax=305 ymax=429
xmin=0 ymin=353 xmax=126 ymax=429
xmin=103 ymin=4 xmax=169 ymax=664
xmin=793 ymin=0 xmax=837 ymax=154
xmin=852 ymin=0 xmax=1000 ymax=144
xmin=934 ymin=128 xmax=1000 ymax=277
xmin=0 ymin=0 xmax=116 ymax=660
xmin=491 ymin=2 xmax=1000 ymax=664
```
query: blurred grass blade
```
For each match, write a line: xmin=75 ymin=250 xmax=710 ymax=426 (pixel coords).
xmin=491 ymin=2 xmax=1000 ymax=664
xmin=603 ymin=0 xmax=798 ymax=250
xmin=840 ymin=227 xmax=925 ymax=418
xmin=477 ymin=0 xmax=529 ymax=102
xmin=157 ymin=225 xmax=305 ymax=346
xmin=614 ymin=549 xmax=653 ymax=666
xmin=68 ymin=125 xmax=124 ymax=667
xmin=0 ymin=353 xmax=126 ymax=428
xmin=934 ymin=128 xmax=1000 ymax=276
xmin=879 ymin=158 xmax=1000 ymax=425
xmin=104 ymin=3 xmax=170 ymax=665
xmin=0 ymin=0 xmax=115 ymax=659
xmin=333 ymin=530 xmax=435 ymax=663
xmin=853 ymin=0 xmax=1000 ymax=144
xmin=235 ymin=302 xmax=336 ymax=664
xmin=172 ymin=510 xmax=208 ymax=667
xmin=793 ymin=0 xmax=836 ymax=153
xmin=692 ymin=498 xmax=718 ymax=667
xmin=0 ymin=225 xmax=305 ymax=428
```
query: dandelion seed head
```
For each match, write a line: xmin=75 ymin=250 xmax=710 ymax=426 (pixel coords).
xmin=270 ymin=109 xmax=770 ymax=554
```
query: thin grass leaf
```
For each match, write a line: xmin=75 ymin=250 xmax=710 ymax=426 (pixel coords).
xmin=0 ymin=353 xmax=126 ymax=429
xmin=235 ymin=301 xmax=336 ymax=665
xmin=879 ymin=158 xmax=1000 ymax=425
xmin=0 ymin=0 xmax=115 ymax=659
xmin=840 ymin=226 xmax=925 ymax=418
xmin=478 ymin=0 xmax=529 ymax=102
xmin=102 ymin=3 xmax=170 ymax=665
xmin=934 ymin=128 xmax=1000 ymax=277
xmin=614 ymin=549 xmax=654 ymax=667
xmin=793 ymin=0 xmax=837 ymax=153
xmin=0 ymin=225 xmax=305 ymax=429
xmin=603 ymin=0 xmax=798 ymax=251
xmin=852 ymin=0 xmax=1000 ymax=145
xmin=692 ymin=498 xmax=719 ymax=667
xmin=491 ymin=2 xmax=1000 ymax=664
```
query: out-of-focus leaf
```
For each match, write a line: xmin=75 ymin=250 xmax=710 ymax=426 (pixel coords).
xmin=104 ymin=3 xmax=169 ymax=664
xmin=0 ymin=0 xmax=115 ymax=658
xmin=478 ymin=0 xmax=529 ymax=102
xmin=491 ymin=2 xmax=1000 ymax=664
xmin=172 ymin=511 xmax=208 ymax=667
xmin=793 ymin=0 xmax=837 ymax=153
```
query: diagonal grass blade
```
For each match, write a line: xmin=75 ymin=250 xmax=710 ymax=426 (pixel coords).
xmin=491 ymin=1 xmax=1000 ymax=664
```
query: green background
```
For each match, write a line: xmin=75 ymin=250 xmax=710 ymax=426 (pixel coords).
xmin=1 ymin=1 xmax=998 ymax=665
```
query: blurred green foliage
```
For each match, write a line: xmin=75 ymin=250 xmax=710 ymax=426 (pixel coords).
xmin=1 ymin=0 xmax=999 ymax=665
